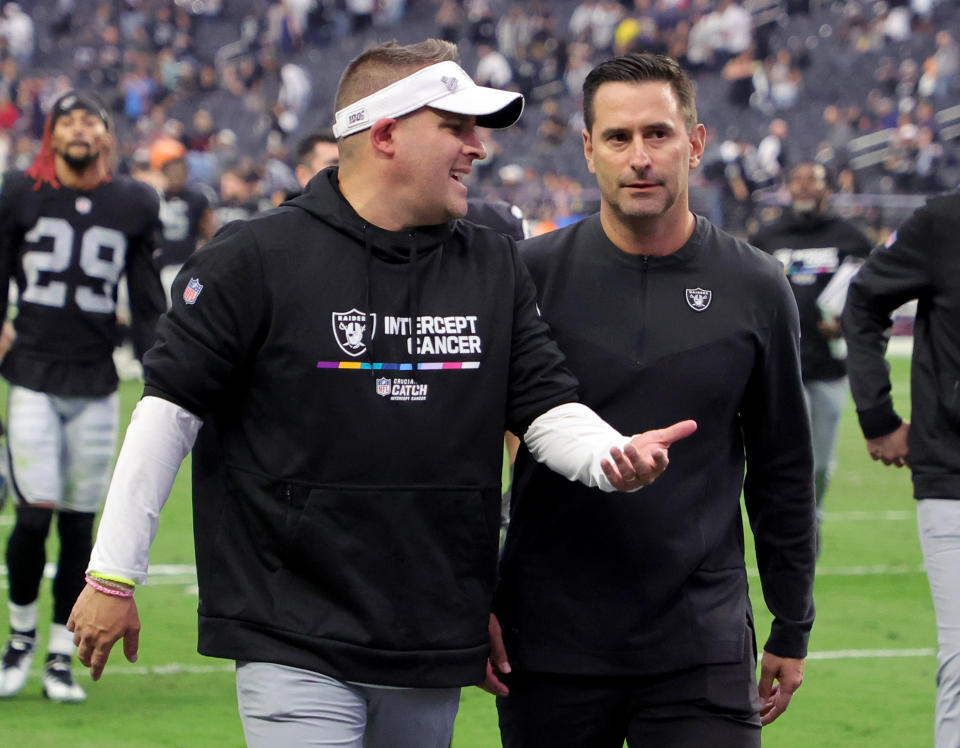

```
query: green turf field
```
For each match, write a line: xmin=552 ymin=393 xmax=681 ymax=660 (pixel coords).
xmin=0 ymin=355 xmax=936 ymax=747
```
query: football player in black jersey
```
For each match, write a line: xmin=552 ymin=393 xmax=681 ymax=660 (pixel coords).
xmin=0 ymin=91 xmax=166 ymax=702
xmin=155 ymin=155 xmax=214 ymax=306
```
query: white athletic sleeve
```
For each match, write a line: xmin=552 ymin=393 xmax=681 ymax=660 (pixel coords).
xmin=523 ymin=402 xmax=637 ymax=493
xmin=87 ymin=396 xmax=203 ymax=586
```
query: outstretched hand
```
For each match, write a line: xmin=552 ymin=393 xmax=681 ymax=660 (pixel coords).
xmin=601 ymin=419 xmax=698 ymax=491
xmin=67 ymin=584 xmax=141 ymax=681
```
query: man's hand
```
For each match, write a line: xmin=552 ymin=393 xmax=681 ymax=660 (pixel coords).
xmin=757 ymin=651 xmax=804 ymax=726
xmin=866 ymin=421 xmax=909 ymax=467
xmin=67 ymin=584 xmax=141 ymax=681
xmin=478 ymin=613 xmax=511 ymax=697
xmin=816 ymin=318 xmax=842 ymax=340
xmin=0 ymin=320 xmax=16 ymax=361
xmin=601 ymin=419 xmax=698 ymax=491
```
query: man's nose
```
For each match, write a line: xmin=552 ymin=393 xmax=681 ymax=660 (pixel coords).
xmin=629 ymin=138 xmax=653 ymax=170
xmin=463 ymin=134 xmax=486 ymax=161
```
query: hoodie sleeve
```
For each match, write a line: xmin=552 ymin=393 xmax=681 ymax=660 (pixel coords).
xmin=142 ymin=220 xmax=269 ymax=416
xmin=841 ymin=204 xmax=936 ymax=438
xmin=504 ymin=241 xmax=579 ymax=436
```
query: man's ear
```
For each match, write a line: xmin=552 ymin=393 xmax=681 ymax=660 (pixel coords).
xmin=583 ymin=129 xmax=596 ymax=175
xmin=369 ymin=118 xmax=398 ymax=157
xmin=688 ymin=123 xmax=706 ymax=170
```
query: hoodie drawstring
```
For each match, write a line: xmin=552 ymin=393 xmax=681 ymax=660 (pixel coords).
xmin=408 ymin=233 xmax=420 ymax=369
xmin=363 ymin=225 xmax=377 ymax=376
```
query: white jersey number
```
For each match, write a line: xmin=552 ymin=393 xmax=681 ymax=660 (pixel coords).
xmin=23 ymin=217 xmax=127 ymax=314
xmin=160 ymin=198 xmax=189 ymax=242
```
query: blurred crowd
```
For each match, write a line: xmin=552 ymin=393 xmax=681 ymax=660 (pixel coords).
xmin=2 ymin=0 xmax=959 ymax=240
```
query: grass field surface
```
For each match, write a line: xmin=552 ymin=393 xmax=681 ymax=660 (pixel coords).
xmin=0 ymin=354 xmax=936 ymax=747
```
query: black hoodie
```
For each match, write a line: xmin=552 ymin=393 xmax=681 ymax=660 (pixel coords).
xmin=750 ymin=209 xmax=872 ymax=381
xmin=141 ymin=168 xmax=578 ymax=687
xmin=843 ymin=191 xmax=960 ymax=500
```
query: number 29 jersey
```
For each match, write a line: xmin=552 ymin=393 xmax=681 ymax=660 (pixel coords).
xmin=0 ymin=171 xmax=167 ymax=397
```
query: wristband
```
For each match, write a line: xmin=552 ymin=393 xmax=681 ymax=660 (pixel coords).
xmin=85 ymin=575 xmax=134 ymax=599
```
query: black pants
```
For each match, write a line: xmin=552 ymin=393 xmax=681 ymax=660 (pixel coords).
xmin=497 ymin=651 xmax=761 ymax=748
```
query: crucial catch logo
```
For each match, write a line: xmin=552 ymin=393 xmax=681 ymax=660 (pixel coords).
xmin=375 ymin=377 xmax=428 ymax=402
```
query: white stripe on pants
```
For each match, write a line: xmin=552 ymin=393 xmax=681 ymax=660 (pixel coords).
xmin=918 ymin=499 xmax=960 ymax=748
xmin=236 ymin=661 xmax=461 ymax=747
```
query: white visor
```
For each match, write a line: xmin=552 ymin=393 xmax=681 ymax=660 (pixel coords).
xmin=332 ymin=60 xmax=524 ymax=138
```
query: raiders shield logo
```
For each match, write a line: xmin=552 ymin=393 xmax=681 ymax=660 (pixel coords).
xmin=332 ymin=308 xmax=377 ymax=357
xmin=685 ymin=287 xmax=712 ymax=312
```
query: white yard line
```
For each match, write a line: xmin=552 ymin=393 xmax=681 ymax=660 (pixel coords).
xmin=13 ymin=647 xmax=934 ymax=683
xmin=747 ymin=563 xmax=926 ymax=577
xmin=807 ymin=648 xmax=935 ymax=660
xmin=0 ymin=562 xmax=199 ymax=586
xmin=21 ymin=647 xmax=934 ymax=682
xmin=0 ymin=561 xmax=935 ymax=681
xmin=824 ymin=510 xmax=914 ymax=521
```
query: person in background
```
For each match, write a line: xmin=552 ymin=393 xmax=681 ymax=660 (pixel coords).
xmin=293 ymin=129 xmax=339 ymax=189
xmin=750 ymin=162 xmax=872 ymax=551
xmin=842 ymin=190 xmax=960 ymax=748
xmin=0 ymin=90 xmax=165 ymax=703
xmin=155 ymin=155 xmax=214 ymax=305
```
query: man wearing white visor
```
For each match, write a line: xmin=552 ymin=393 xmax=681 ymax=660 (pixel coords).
xmin=67 ymin=39 xmax=696 ymax=747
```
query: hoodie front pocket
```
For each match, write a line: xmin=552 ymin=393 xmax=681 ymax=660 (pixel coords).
xmin=278 ymin=487 xmax=497 ymax=652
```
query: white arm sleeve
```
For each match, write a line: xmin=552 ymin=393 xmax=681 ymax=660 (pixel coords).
xmin=87 ymin=396 xmax=203 ymax=585
xmin=523 ymin=402 xmax=636 ymax=493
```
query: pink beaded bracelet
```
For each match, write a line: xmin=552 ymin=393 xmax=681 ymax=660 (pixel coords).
xmin=85 ymin=575 xmax=134 ymax=599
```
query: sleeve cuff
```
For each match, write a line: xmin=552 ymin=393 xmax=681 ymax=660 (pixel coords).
xmin=856 ymin=404 xmax=903 ymax=440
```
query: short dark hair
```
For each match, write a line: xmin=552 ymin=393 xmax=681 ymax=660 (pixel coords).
xmin=582 ymin=53 xmax=697 ymax=134
xmin=296 ymin=130 xmax=336 ymax=167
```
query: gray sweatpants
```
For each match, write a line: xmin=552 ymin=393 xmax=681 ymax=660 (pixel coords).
xmin=236 ymin=661 xmax=461 ymax=747
xmin=918 ymin=499 xmax=960 ymax=748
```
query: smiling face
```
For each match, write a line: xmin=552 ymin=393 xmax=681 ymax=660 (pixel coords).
xmin=584 ymin=80 xmax=704 ymax=236
xmin=50 ymin=108 xmax=110 ymax=172
xmin=391 ymin=107 xmax=486 ymax=226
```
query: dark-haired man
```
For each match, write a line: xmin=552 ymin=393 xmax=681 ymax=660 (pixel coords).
xmin=0 ymin=91 xmax=165 ymax=702
xmin=493 ymin=52 xmax=816 ymax=747
xmin=294 ymin=130 xmax=339 ymax=189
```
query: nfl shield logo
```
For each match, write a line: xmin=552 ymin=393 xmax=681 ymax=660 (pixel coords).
xmin=376 ymin=377 xmax=391 ymax=397
xmin=685 ymin=287 xmax=712 ymax=312
xmin=183 ymin=277 xmax=204 ymax=305
xmin=332 ymin=308 xmax=377 ymax=357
